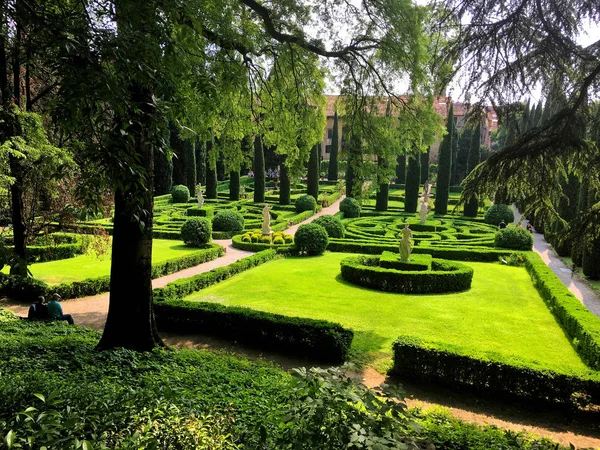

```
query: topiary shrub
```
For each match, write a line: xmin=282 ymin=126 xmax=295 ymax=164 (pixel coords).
xmin=295 ymin=223 xmax=329 ymax=255
xmin=295 ymin=194 xmax=317 ymax=213
xmin=340 ymin=197 xmax=361 ymax=218
xmin=181 ymin=217 xmax=211 ymax=247
xmin=212 ymin=210 xmax=245 ymax=232
xmin=494 ymin=226 xmax=533 ymax=250
xmin=484 ymin=203 xmax=514 ymax=225
xmin=313 ymin=214 xmax=345 ymax=238
xmin=171 ymin=185 xmax=190 ymax=203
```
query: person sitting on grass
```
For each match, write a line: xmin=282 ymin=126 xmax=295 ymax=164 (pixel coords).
xmin=28 ymin=295 xmax=48 ymax=320
xmin=47 ymin=293 xmax=74 ymax=325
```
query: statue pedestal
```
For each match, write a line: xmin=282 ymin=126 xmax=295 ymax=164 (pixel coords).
xmin=261 ymin=228 xmax=272 ymax=236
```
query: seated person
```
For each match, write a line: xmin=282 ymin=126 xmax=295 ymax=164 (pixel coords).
xmin=498 ymin=219 xmax=507 ymax=229
xmin=47 ymin=293 xmax=74 ymax=325
xmin=28 ymin=296 xmax=48 ymax=320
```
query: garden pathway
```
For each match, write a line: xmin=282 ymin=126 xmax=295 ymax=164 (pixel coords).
xmin=514 ymin=208 xmax=600 ymax=318
xmin=0 ymin=196 xmax=344 ymax=330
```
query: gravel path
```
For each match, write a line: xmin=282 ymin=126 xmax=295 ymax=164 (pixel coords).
xmin=0 ymin=197 xmax=344 ymax=330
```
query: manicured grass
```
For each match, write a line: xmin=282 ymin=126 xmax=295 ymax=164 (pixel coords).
xmin=26 ymin=239 xmax=205 ymax=285
xmin=184 ymin=252 xmax=591 ymax=374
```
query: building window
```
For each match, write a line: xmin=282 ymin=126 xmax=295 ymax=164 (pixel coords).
xmin=327 ymin=128 xmax=333 ymax=139
xmin=325 ymin=145 xmax=332 ymax=153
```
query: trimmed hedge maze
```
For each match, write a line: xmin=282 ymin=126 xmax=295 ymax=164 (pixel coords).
xmin=340 ymin=252 xmax=473 ymax=294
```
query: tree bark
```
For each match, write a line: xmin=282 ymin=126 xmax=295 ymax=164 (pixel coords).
xmin=279 ymin=160 xmax=291 ymax=205
xmin=229 ymin=170 xmax=240 ymax=201
xmin=375 ymin=157 xmax=388 ymax=211
xmin=307 ymin=143 xmax=319 ymax=200
xmin=253 ymin=135 xmax=265 ymax=203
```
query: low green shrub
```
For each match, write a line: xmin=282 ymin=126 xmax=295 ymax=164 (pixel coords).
xmin=171 ymin=185 xmax=190 ymax=203
xmin=186 ymin=206 xmax=214 ymax=218
xmin=313 ymin=215 xmax=345 ymax=238
xmin=232 ymin=234 xmax=294 ymax=253
xmin=484 ymin=203 xmax=514 ymax=225
xmin=294 ymin=223 xmax=329 ymax=256
xmin=212 ymin=210 xmax=245 ymax=232
xmin=155 ymin=300 xmax=353 ymax=362
xmin=295 ymin=194 xmax=317 ymax=213
xmin=339 ymin=197 xmax=360 ymax=218
xmin=181 ymin=217 xmax=212 ymax=247
xmin=391 ymin=335 xmax=600 ymax=407
xmin=495 ymin=226 xmax=534 ymax=250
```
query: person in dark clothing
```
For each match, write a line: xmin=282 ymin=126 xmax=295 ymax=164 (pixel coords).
xmin=498 ymin=220 xmax=507 ymax=229
xmin=47 ymin=293 xmax=74 ymax=325
xmin=28 ymin=296 xmax=48 ymax=320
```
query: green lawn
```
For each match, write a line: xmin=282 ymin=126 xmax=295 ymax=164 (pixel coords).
xmin=25 ymin=240 xmax=204 ymax=285
xmin=184 ymin=252 xmax=591 ymax=375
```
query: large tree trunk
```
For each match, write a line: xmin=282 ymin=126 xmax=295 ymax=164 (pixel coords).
xmin=279 ymin=159 xmax=291 ymax=205
xmin=375 ymin=157 xmax=388 ymax=211
xmin=253 ymin=135 xmax=265 ymax=203
xmin=97 ymin=84 xmax=163 ymax=351
xmin=8 ymin=153 xmax=27 ymax=274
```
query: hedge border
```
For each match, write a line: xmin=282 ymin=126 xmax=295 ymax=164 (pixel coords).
xmin=231 ymin=234 xmax=294 ymax=253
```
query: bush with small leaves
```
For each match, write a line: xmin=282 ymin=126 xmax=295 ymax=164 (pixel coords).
xmin=313 ymin=215 xmax=345 ymax=238
xmin=495 ymin=226 xmax=533 ymax=250
xmin=484 ymin=204 xmax=514 ymax=225
xmin=340 ymin=197 xmax=360 ymax=218
xmin=295 ymin=223 xmax=329 ymax=255
xmin=171 ymin=185 xmax=190 ymax=203
xmin=212 ymin=210 xmax=245 ymax=232
xmin=295 ymin=194 xmax=317 ymax=213
xmin=181 ymin=217 xmax=211 ymax=247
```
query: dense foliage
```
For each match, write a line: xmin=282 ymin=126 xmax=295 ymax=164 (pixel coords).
xmin=313 ymin=215 xmax=345 ymax=238
xmin=295 ymin=194 xmax=317 ymax=213
xmin=294 ymin=223 xmax=329 ymax=255
xmin=212 ymin=210 xmax=245 ymax=232
xmin=339 ymin=197 xmax=361 ymax=218
xmin=181 ymin=218 xmax=212 ymax=247
xmin=484 ymin=203 xmax=515 ymax=225
xmin=171 ymin=185 xmax=190 ymax=204
xmin=495 ymin=226 xmax=534 ymax=250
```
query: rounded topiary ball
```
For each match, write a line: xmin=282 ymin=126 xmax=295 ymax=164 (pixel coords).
xmin=212 ymin=210 xmax=245 ymax=232
xmin=294 ymin=223 xmax=329 ymax=255
xmin=181 ymin=217 xmax=211 ymax=246
xmin=340 ymin=197 xmax=360 ymax=218
xmin=313 ymin=214 xmax=345 ymax=238
xmin=171 ymin=185 xmax=190 ymax=203
xmin=494 ymin=226 xmax=533 ymax=250
xmin=295 ymin=194 xmax=317 ymax=213
xmin=484 ymin=203 xmax=514 ymax=225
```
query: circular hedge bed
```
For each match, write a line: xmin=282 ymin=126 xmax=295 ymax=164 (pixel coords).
xmin=340 ymin=254 xmax=473 ymax=294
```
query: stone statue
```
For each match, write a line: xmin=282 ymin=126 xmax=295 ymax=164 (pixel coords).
xmin=419 ymin=198 xmax=429 ymax=224
xmin=196 ymin=184 xmax=204 ymax=209
xmin=262 ymin=204 xmax=272 ymax=235
xmin=399 ymin=223 xmax=413 ymax=261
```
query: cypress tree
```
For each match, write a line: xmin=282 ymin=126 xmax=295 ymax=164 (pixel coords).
xmin=435 ymin=104 xmax=454 ymax=215
xmin=253 ymin=135 xmax=265 ymax=203
xmin=328 ymin=111 xmax=339 ymax=181
xmin=463 ymin=123 xmax=481 ymax=217
xmin=184 ymin=141 xmax=196 ymax=195
xmin=154 ymin=147 xmax=173 ymax=195
xmin=307 ymin=143 xmax=320 ymax=200
xmin=420 ymin=147 xmax=430 ymax=184
xmin=404 ymin=153 xmax=421 ymax=213
xmin=450 ymin=126 xmax=459 ymax=185
xmin=395 ymin=154 xmax=406 ymax=184
xmin=572 ymin=178 xmax=589 ymax=266
xmin=519 ymin=99 xmax=531 ymax=133
xmin=170 ymin=125 xmax=186 ymax=187
xmin=345 ymin=133 xmax=361 ymax=198
xmin=375 ymin=157 xmax=389 ymax=211
xmin=229 ymin=170 xmax=240 ymax=201
xmin=279 ymin=158 xmax=291 ymax=205
xmin=205 ymin=139 xmax=218 ymax=199
xmin=195 ymin=138 xmax=207 ymax=185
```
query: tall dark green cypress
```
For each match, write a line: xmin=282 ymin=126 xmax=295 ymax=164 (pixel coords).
xmin=195 ymin=138 xmax=207 ymax=186
xmin=170 ymin=126 xmax=186 ymax=187
xmin=463 ymin=123 xmax=481 ymax=217
xmin=154 ymin=147 xmax=173 ymax=195
xmin=572 ymin=178 xmax=589 ymax=266
xmin=420 ymin=148 xmax=430 ymax=184
xmin=450 ymin=126 xmax=459 ymax=185
xmin=375 ymin=157 xmax=389 ymax=211
xmin=279 ymin=157 xmax=291 ymax=205
xmin=404 ymin=153 xmax=421 ymax=213
xmin=435 ymin=104 xmax=454 ymax=215
xmin=328 ymin=111 xmax=339 ymax=181
xmin=253 ymin=135 xmax=265 ymax=203
xmin=395 ymin=154 xmax=406 ymax=184
xmin=185 ymin=142 xmax=196 ymax=195
xmin=345 ymin=133 xmax=361 ymax=198
xmin=307 ymin=143 xmax=320 ymax=200
xmin=229 ymin=170 xmax=240 ymax=201
xmin=205 ymin=139 xmax=218 ymax=199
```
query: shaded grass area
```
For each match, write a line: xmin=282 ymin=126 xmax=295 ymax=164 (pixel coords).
xmin=26 ymin=240 xmax=204 ymax=285
xmin=184 ymin=252 xmax=592 ymax=375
